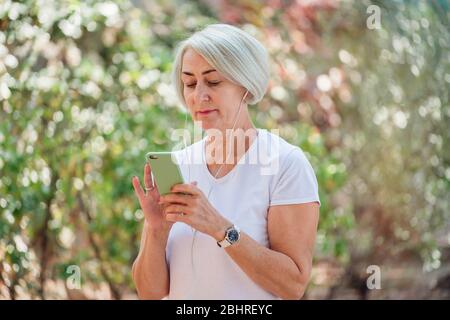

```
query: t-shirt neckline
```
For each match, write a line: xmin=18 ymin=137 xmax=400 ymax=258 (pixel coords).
xmin=202 ymin=128 xmax=262 ymax=184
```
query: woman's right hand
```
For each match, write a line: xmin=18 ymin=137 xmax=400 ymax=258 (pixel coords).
xmin=132 ymin=163 xmax=174 ymax=232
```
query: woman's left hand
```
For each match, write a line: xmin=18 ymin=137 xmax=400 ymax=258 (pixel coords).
xmin=158 ymin=182 xmax=231 ymax=241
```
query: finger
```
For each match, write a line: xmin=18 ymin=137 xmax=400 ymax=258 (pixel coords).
xmin=144 ymin=163 xmax=153 ymax=190
xmin=166 ymin=213 xmax=188 ymax=223
xmin=164 ymin=204 xmax=191 ymax=215
xmin=170 ymin=183 xmax=200 ymax=196
xmin=132 ymin=176 xmax=145 ymax=200
xmin=152 ymin=180 xmax=161 ymax=198
xmin=159 ymin=193 xmax=192 ymax=206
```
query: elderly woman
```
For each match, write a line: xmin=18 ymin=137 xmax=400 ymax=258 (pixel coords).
xmin=131 ymin=24 xmax=320 ymax=300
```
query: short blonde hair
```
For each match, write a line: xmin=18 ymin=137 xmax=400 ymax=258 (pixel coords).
xmin=171 ymin=24 xmax=270 ymax=107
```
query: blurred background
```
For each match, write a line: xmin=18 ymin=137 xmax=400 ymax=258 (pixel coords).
xmin=0 ymin=0 xmax=449 ymax=299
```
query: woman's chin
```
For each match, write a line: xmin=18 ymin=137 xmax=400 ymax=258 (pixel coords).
xmin=195 ymin=119 xmax=219 ymax=131
xmin=201 ymin=124 xmax=215 ymax=131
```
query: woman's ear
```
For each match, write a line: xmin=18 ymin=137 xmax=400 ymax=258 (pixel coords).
xmin=244 ymin=90 xmax=253 ymax=104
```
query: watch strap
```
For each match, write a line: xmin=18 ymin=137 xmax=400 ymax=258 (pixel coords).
xmin=217 ymin=225 xmax=240 ymax=248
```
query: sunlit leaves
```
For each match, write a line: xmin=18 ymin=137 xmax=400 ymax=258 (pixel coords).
xmin=0 ymin=0 xmax=207 ymax=299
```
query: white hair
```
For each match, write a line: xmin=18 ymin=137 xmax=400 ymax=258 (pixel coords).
xmin=171 ymin=24 xmax=270 ymax=107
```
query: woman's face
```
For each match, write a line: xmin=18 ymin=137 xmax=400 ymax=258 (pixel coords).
xmin=181 ymin=48 xmax=248 ymax=131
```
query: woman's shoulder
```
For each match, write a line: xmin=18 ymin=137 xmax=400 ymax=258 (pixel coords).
xmin=258 ymin=128 xmax=306 ymax=163
xmin=260 ymin=129 xmax=320 ymax=206
xmin=251 ymin=128 xmax=308 ymax=178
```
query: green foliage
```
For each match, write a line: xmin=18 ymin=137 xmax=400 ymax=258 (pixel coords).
xmin=0 ymin=0 xmax=449 ymax=299
xmin=330 ymin=0 xmax=450 ymax=268
xmin=0 ymin=0 xmax=218 ymax=299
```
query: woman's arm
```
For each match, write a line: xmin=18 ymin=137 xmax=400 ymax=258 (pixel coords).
xmin=132 ymin=221 xmax=171 ymax=300
xmin=211 ymin=202 xmax=320 ymax=300
xmin=161 ymin=182 xmax=320 ymax=300
xmin=131 ymin=164 xmax=175 ymax=300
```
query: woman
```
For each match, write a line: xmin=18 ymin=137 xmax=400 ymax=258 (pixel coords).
xmin=131 ymin=24 xmax=320 ymax=300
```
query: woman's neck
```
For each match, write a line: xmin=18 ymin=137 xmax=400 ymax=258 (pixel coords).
xmin=205 ymin=123 xmax=258 ymax=165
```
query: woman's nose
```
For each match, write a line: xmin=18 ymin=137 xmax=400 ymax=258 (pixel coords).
xmin=195 ymin=84 xmax=211 ymax=104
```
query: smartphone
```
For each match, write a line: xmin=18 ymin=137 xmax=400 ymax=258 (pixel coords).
xmin=145 ymin=152 xmax=185 ymax=196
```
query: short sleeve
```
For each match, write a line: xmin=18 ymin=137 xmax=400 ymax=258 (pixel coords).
xmin=269 ymin=147 xmax=321 ymax=207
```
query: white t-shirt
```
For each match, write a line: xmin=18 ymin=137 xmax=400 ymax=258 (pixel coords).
xmin=165 ymin=128 xmax=320 ymax=300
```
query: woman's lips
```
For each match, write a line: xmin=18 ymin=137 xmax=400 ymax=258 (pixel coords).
xmin=196 ymin=109 xmax=217 ymax=116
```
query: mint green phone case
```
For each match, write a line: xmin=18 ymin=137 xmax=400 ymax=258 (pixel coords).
xmin=146 ymin=152 xmax=184 ymax=195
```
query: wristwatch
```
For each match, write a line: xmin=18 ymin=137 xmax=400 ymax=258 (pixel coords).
xmin=217 ymin=225 xmax=241 ymax=248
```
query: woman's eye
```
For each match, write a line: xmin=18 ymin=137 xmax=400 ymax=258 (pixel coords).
xmin=185 ymin=81 xmax=220 ymax=88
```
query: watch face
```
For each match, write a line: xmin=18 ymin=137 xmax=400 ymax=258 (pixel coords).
xmin=227 ymin=229 xmax=239 ymax=242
